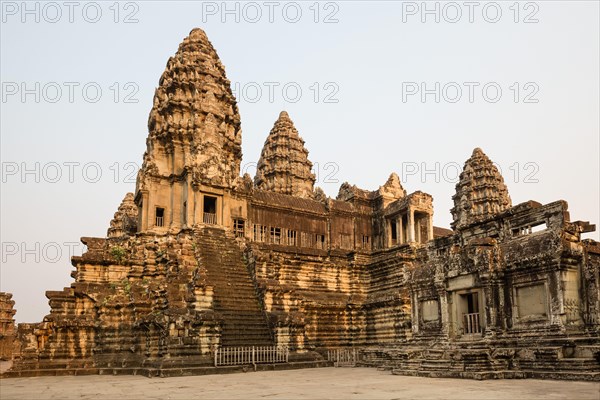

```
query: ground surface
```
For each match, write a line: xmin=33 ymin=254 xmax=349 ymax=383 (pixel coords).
xmin=1 ymin=367 xmax=598 ymax=400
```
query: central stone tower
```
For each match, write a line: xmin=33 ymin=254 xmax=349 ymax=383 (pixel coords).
xmin=136 ymin=28 xmax=242 ymax=232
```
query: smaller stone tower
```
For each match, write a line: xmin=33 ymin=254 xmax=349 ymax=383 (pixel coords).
xmin=451 ymin=148 xmax=512 ymax=230
xmin=107 ymin=193 xmax=138 ymax=238
xmin=255 ymin=111 xmax=316 ymax=199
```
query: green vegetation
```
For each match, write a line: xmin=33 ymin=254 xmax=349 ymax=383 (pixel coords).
xmin=110 ymin=246 xmax=126 ymax=263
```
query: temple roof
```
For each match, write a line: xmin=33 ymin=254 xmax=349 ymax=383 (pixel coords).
xmin=377 ymin=173 xmax=406 ymax=198
xmin=451 ymin=148 xmax=511 ymax=230
xmin=142 ymin=28 xmax=242 ymax=188
xmin=254 ymin=111 xmax=316 ymax=199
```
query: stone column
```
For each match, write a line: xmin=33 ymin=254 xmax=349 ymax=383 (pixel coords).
xmin=140 ymin=190 xmax=149 ymax=231
xmin=171 ymin=182 xmax=182 ymax=230
xmin=552 ymin=270 xmax=566 ymax=328
xmin=411 ymin=292 xmax=419 ymax=334
xmin=483 ymin=281 xmax=496 ymax=338
xmin=185 ymin=176 xmax=194 ymax=228
xmin=217 ymin=195 xmax=222 ymax=226
xmin=428 ymin=214 xmax=434 ymax=241
xmin=437 ymin=288 xmax=450 ymax=338
xmin=194 ymin=189 xmax=201 ymax=226
xmin=398 ymin=215 xmax=404 ymax=244
xmin=408 ymin=208 xmax=415 ymax=243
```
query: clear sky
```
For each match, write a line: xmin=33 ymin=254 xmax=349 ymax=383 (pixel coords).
xmin=1 ymin=1 xmax=599 ymax=323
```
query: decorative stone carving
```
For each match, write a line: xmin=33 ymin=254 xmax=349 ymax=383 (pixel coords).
xmin=450 ymin=148 xmax=511 ymax=230
xmin=141 ymin=28 xmax=242 ymax=190
xmin=313 ymin=187 xmax=327 ymax=203
xmin=254 ymin=111 xmax=316 ymax=199
xmin=378 ymin=173 xmax=406 ymax=198
xmin=107 ymin=193 xmax=138 ymax=238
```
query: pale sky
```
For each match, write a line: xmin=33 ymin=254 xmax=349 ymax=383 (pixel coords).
xmin=1 ymin=1 xmax=599 ymax=322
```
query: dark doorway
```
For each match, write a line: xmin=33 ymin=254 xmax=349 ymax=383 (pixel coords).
xmin=390 ymin=220 xmax=397 ymax=245
xmin=203 ymin=196 xmax=217 ymax=224
xmin=460 ymin=292 xmax=481 ymax=334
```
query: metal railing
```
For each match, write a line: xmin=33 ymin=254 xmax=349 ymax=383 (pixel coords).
xmin=155 ymin=216 xmax=164 ymax=227
xmin=463 ymin=312 xmax=482 ymax=334
xmin=328 ymin=348 xmax=359 ymax=367
xmin=203 ymin=212 xmax=217 ymax=225
xmin=214 ymin=346 xmax=289 ymax=367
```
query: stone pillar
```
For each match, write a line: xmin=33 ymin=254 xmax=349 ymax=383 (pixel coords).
xmin=185 ymin=176 xmax=193 ymax=228
xmin=411 ymin=292 xmax=419 ymax=334
xmin=193 ymin=189 xmax=200 ymax=226
xmin=552 ymin=270 xmax=567 ymax=327
xmin=428 ymin=216 xmax=433 ymax=240
xmin=171 ymin=182 xmax=182 ymax=230
xmin=140 ymin=190 xmax=149 ymax=231
xmin=408 ymin=208 xmax=415 ymax=243
xmin=438 ymin=288 xmax=450 ymax=338
xmin=216 ymin=195 xmax=222 ymax=226
xmin=483 ymin=281 xmax=496 ymax=338
xmin=398 ymin=215 xmax=404 ymax=244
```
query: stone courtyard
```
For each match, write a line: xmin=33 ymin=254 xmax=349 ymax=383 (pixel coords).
xmin=1 ymin=367 xmax=598 ymax=400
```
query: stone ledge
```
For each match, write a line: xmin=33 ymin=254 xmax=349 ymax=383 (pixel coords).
xmin=390 ymin=368 xmax=600 ymax=382
xmin=0 ymin=361 xmax=334 ymax=379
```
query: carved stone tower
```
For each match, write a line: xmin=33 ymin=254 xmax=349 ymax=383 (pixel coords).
xmin=451 ymin=148 xmax=512 ymax=230
xmin=107 ymin=192 xmax=138 ymax=238
xmin=135 ymin=28 xmax=242 ymax=232
xmin=254 ymin=111 xmax=316 ymax=199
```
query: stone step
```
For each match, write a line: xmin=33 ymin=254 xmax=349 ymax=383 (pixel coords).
xmin=195 ymin=228 xmax=273 ymax=347
xmin=525 ymin=370 xmax=600 ymax=381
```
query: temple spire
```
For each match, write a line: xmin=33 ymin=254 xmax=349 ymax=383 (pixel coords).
xmin=141 ymin=28 xmax=242 ymax=189
xmin=107 ymin=193 xmax=138 ymax=238
xmin=254 ymin=111 xmax=315 ymax=198
xmin=451 ymin=148 xmax=511 ymax=230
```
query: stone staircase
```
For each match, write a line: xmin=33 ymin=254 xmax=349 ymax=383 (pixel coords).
xmin=194 ymin=226 xmax=274 ymax=347
xmin=370 ymin=341 xmax=600 ymax=381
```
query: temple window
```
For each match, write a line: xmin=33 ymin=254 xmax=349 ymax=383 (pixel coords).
xmin=155 ymin=207 xmax=165 ymax=227
xmin=286 ymin=230 xmax=297 ymax=246
xmin=315 ymin=234 xmax=326 ymax=249
xmin=253 ymin=224 xmax=266 ymax=242
xmin=390 ymin=220 xmax=398 ymax=245
xmin=513 ymin=222 xmax=548 ymax=236
xmin=233 ymin=219 xmax=245 ymax=238
xmin=203 ymin=196 xmax=217 ymax=224
xmin=270 ymin=227 xmax=281 ymax=244
xmin=362 ymin=235 xmax=370 ymax=249
xmin=459 ymin=292 xmax=482 ymax=335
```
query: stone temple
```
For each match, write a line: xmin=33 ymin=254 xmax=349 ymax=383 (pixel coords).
xmin=2 ymin=28 xmax=599 ymax=380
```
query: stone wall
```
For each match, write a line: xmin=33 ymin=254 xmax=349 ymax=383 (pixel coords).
xmin=0 ymin=293 xmax=17 ymax=360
